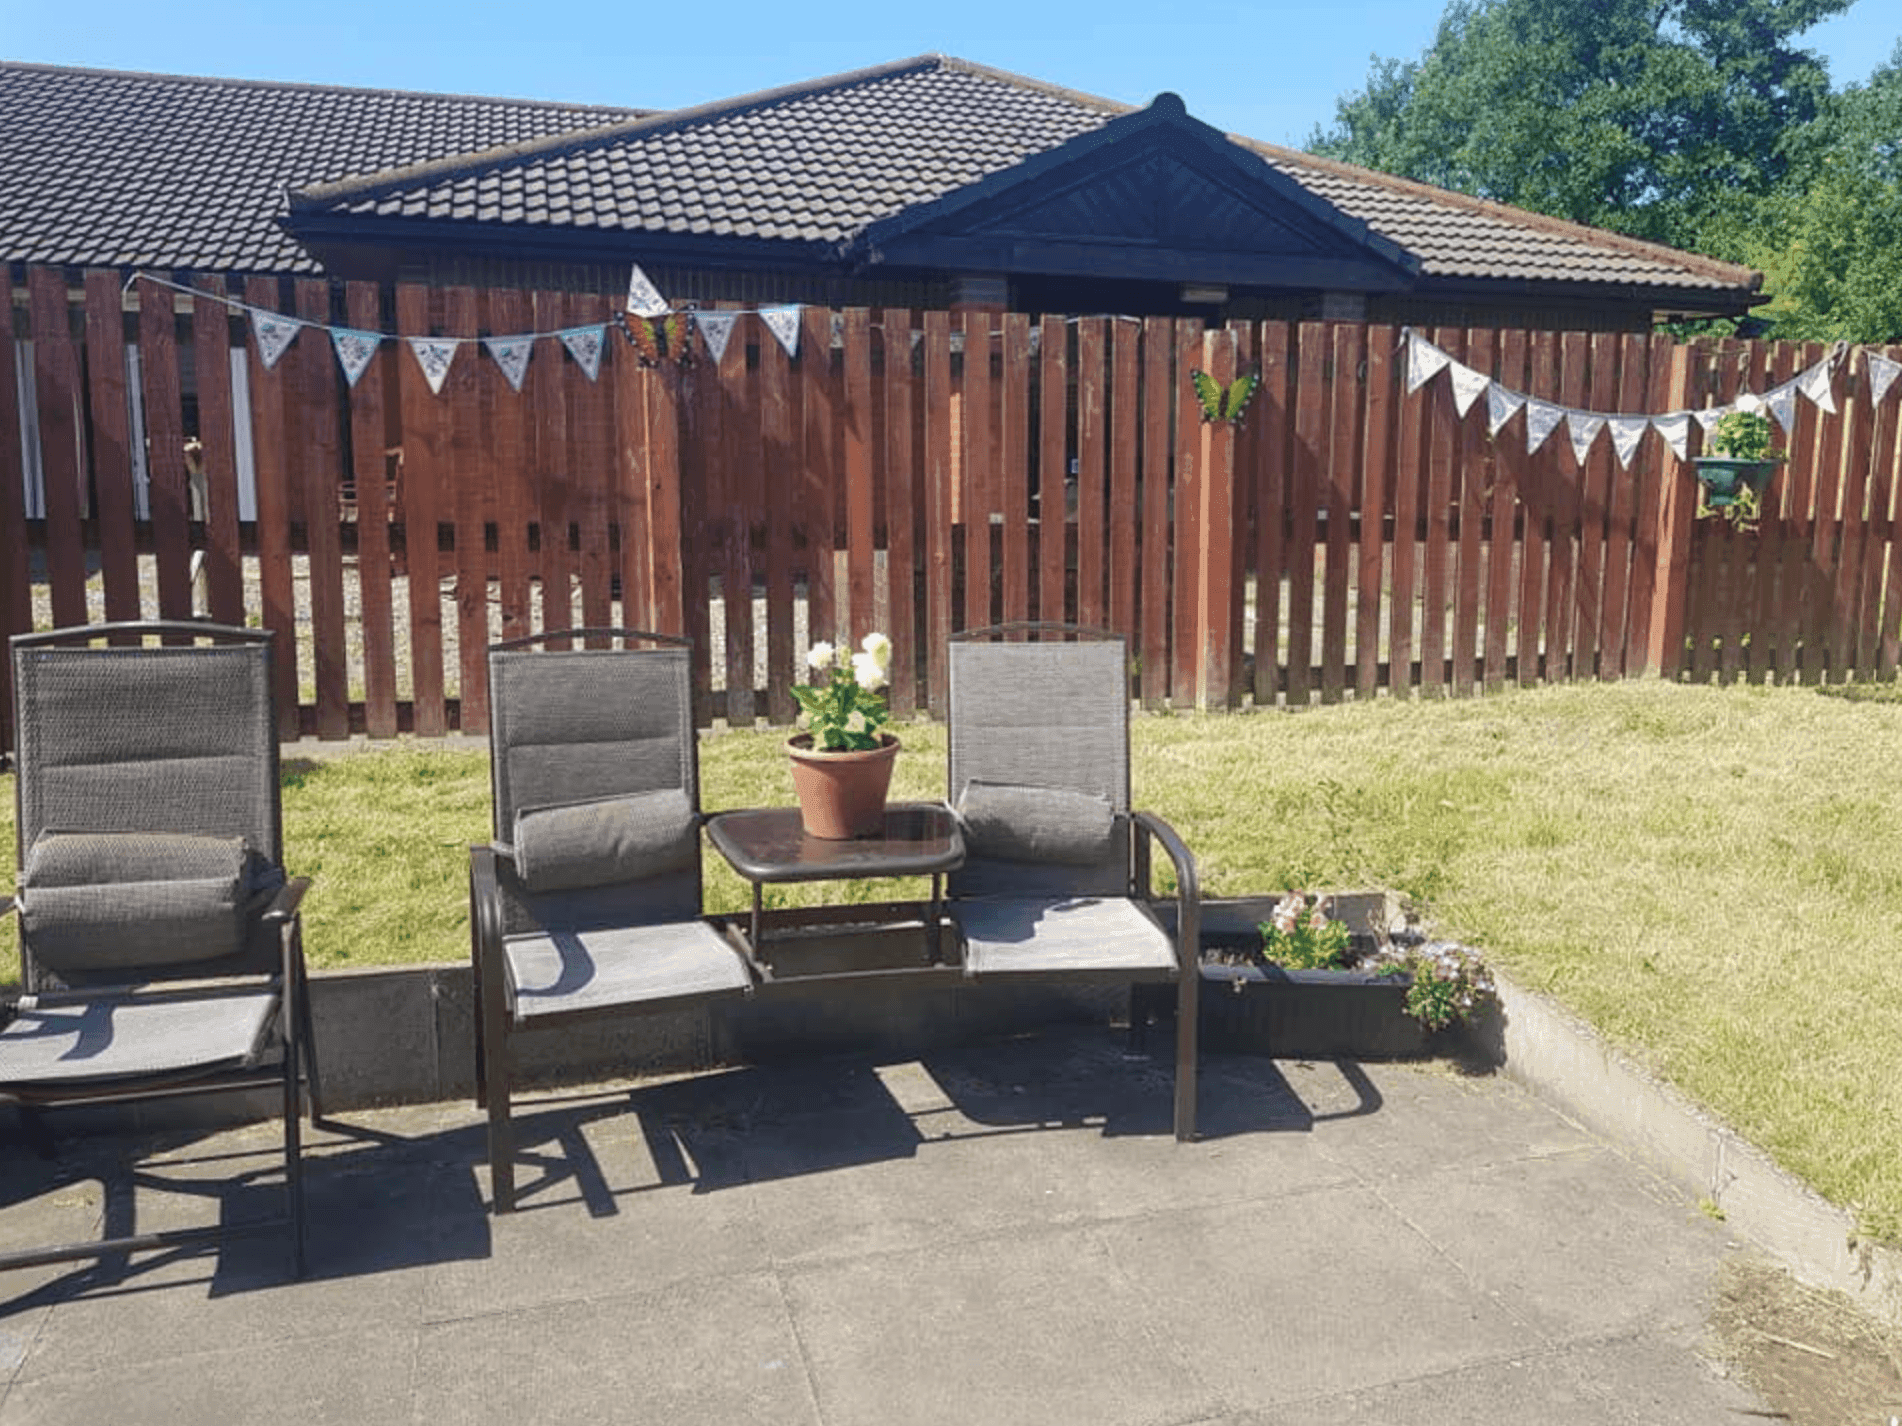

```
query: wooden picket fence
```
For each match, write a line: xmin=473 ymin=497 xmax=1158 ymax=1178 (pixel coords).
xmin=4 ymin=264 xmax=1901 ymax=749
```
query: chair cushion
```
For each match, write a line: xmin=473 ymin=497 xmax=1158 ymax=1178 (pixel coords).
xmin=511 ymin=789 xmax=698 ymax=894
xmin=956 ymin=781 xmax=1117 ymax=866
xmin=18 ymin=831 xmax=252 ymax=973
xmin=504 ymin=918 xmax=752 ymax=1021
xmin=0 ymin=988 xmax=280 ymax=1087
xmin=955 ymin=896 xmax=1178 ymax=978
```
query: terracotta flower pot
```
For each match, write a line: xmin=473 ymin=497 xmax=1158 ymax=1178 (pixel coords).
xmin=786 ymin=733 xmax=900 ymax=839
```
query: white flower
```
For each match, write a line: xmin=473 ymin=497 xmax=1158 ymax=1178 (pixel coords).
xmin=845 ymin=709 xmax=868 ymax=734
xmin=861 ymin=631 xmax=892 ymax=671
xmin=851 ymin=651 xmax=888 ymax=691
xmin=806 ymin=641 xmax=836 ymax=672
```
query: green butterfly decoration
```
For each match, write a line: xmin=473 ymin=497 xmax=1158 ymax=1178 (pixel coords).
xmin=1191 ymin=367 xmax=1263 ymax=427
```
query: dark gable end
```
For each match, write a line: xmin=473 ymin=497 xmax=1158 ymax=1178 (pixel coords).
xmin=852 ymin=93 xmax=1421 ymax=293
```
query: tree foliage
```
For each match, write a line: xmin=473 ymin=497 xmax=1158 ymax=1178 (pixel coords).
xmin=1729 ymin=45 xmax=1902 ymax=341
xmin=1313 ymin=0 xmax=1851 ymax=252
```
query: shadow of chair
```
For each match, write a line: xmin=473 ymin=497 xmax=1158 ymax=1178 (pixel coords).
xmin=943 ymin=623 xmax=1202 ymax=1140
xmin=0 ymin=621 xmax=321 ymax=1279
xmin=470 ymin=629 xmax=756 ymax=1212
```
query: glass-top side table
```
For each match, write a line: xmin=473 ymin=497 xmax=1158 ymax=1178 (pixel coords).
xmin=705 ymin=802 xmax=965 ymax=970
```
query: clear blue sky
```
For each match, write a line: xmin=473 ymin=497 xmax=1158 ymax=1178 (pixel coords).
xmin=6 ymin=0 xmax=1897 ymax=148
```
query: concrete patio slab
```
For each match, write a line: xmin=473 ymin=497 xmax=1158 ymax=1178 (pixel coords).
xmin=0 ymin=1029 xmax=1770 ymax=1426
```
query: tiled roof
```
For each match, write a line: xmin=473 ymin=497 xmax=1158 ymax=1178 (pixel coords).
xmin=0 ymin=62 xmax=643 ymax=273
xmin=2 ymin=55 xmax=1759 ymax=299
xmin=296 ymin=58 xmax=1117 ymax=247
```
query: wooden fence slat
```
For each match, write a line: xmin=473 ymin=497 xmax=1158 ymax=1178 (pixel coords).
xmin=1191 ymin=327 xmax=1237 ymax=709
xmin=1802 ymin=341 xmax=1847 ymax=683
xmin=1830 ymin=352 xmax=1874 ymax=681
xmin=1108 ymin=317 xmax=1139 ymax=649
xmin=1037 ymin=313 xmax=1066 ymax=625
xmin=1356 ymin=325 xmax=1394 ymax=699
xmin=1169 ymin=321 xmax=1206 ymax=702
xmin=29 ymin=268 xmax=90 ymax=630
xmin=960 ymin=311 xmax=995 ymax=635
xmin=1483 ymin=328 xmax=1524 ymax=690
xmin=484 ymin=288 xmax=535 ymax=643
xmin=1759 ymin=341 xmax=1802 ymax=684
xmin=998 ymin=313 xmax=1031 ymax=626
xmin=567 ymin=293 xmax=617 ymax=645
xmin=1076 ymin=317 xmax=1106 ymax=630
xmin=530 ymin=289 xmax=577 ymax=654
xmin=1223 ymin=322 xmax=1257 ymax=708
xmin=922 ymin=312 xmax=954 ymax=714
xmin=1515 ymin=333 xmax=1556 ymax=684
xmin=881 ymin=307 xmax=918 ymax=718
xmin=1285 ymin=322 xmax=1325 ymax=705
xmin=0 ymin=283 xmax=30 ymax=751
xmin=1139 ymin=316 xmax=1172 ymax=708
xmin=442 ymin=285 xmax=489 ymax=730
xmin=802 ymin=305 xmax=839 ymax=653
xmin=843 ymin=308 xmax=876 ymax=651
xmin=1450 ymin=327 xmax=1489 ymax=696
xmin=1571 ymin=331 xmax=1617 ymax=680
xmin=1253 ymin=322 xmax=1290 ymax=704
xmin=720 ymin=303 xmax=757 ymax=722
xmin=759 ymin=316 xmax=796 ymax=721
xmin=1546 ymin=331 xmax=1588 ymax=682
xmin=643 ymin=361 xmax=686 ymax=640
xmin=1418 ymin=326 xmax=1459 ymax=694
xmin=1389 ymin=328 xmax=1426 ymax=694
xmin=292 ymin=279 xmax=350 ymax=735
xmin=1863 ymin=345 xmax=1902 ymax=678
xmin=344 ymin=282 xmax=398 ymax=738
xmin=1320 ymin=323 xmax=1357 ymax=703
xmin=391 ymin=283 xmax=447 ymax=735
xmin=81 ymin=272 xmax=141 ymax=627
xmin=1631 ymin=335 xmax=1678 ymax=676
xmin=245 ymin=276 xmax=303 ymax=738
xmin=139 ymin=282 xmax=194 ymax=626
xmin=1598 ymin=333 xmax=1647 ymax=680
xmin=191 ymin=276 xmax=246 ymax=626
xmin=1682 ymin=341 xmax=1726 ymax=683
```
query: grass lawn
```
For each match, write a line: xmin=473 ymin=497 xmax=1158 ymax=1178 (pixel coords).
xmin=3 ymin=679 xmax=1900 ymax=1241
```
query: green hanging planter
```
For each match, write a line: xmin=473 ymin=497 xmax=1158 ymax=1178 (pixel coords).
xmin=1692 ymin=457 xmax=1778 ymax=510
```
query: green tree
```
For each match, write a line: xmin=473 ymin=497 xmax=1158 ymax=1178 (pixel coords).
xmin=1313 ymin=0 xmax=1853 ymax=251
xmin=1734 ymin=45 xmax=1902 ymax=341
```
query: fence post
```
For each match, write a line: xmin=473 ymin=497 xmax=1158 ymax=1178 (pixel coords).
xmin=1644 ymin=341 xmax=1697 ymax=676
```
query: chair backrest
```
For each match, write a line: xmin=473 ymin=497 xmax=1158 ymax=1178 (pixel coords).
xmin=11 ymin=622 xmax=283 ymax=987
xmin=486 ymin=631 xmax=702 ymax=927
xmin=946 ymin=625 xmax=1133 ymax=898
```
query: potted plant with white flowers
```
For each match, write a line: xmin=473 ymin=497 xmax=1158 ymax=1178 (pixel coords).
xmin=786 ymin=632 xmax=898 ymax=838
xmin=1694 ymin=409 xmax=1783 ymax=531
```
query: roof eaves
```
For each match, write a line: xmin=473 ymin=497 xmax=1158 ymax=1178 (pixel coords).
xmin=1234 ymin=135 xmax=1763 ymax=293
xmin=289 ymin=53 xmax=956 ymax=212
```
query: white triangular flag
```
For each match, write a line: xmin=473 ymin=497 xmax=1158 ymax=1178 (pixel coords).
xmin=1868 ymin=352 xmax=1902 ymax=405
xmin=1448 ymin=361 xmax=1490 ymax=417
xmin=1405 ymin=330 xmax=1452 ymax=394
xmin=1608 ymin=415 xmax=1648 ymax=469
xmin=695 ymin=310 xmax=738 ymax=365
xmin=484 ymin=335 xmax=534 ymax=393
xmin=760 ymin=305 xmax=802 ymax=358
xmin=406 ymin=336 xmax=461 ymax=396
xmin=330 ymin=327 xmax=381 ymax=388
xmin=1765 ymin=380 xmax=1800 ymax=433
xmin=625 ymin=263 xmax=668 ymax=319
xmin=1567 ymin=410 xmax=1606 ymax=465
xmin=1797 ymin=359 xmax=1836 ymax=414
xmin=1486 ymin=384 xmax=1526 ymax=437
xmin=250 ymin=310 xmax=304 ymax=370
xmin=1652 ymin=412 xmax=1690 ymax=461
xmin=1525 ymin=398 xmax=1565 ymax=454
xmin=1693 ymin=405 xmax=1732 ymax=434
xmin=558 ymin=325 xmax=606 ymax=381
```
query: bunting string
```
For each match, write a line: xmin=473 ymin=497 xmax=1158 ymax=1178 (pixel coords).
xmin=1397 ymin=328 xmax=1890 ymax=471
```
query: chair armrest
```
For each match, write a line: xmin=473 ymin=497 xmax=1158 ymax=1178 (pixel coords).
xmin=1132 ymin=811 xmax=1200 ymax=975
xmin=262 ymin=876 xmax=311 ymax=925
xmin=468 ymin=844 xmax=515 ymax=1020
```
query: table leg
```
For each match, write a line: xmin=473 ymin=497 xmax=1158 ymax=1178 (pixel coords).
xmin=751 ymin=882 xmax=765 ymax=962
xmin=928 ymin=872 xmax=943 ymax=965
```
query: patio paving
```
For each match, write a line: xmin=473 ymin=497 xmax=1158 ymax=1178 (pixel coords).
xmin=0 ymin=1028 xmax=1770 ymax=1425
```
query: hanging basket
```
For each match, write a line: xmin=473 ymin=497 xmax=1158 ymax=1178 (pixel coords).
xmin=786 ymin=733 xmax=900 ymax=839
xmin=1693 ymin=457 xmax=1778 ymax=510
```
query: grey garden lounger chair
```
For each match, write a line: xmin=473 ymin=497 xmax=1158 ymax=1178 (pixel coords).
xmin=945 ymin=624 xmax=1201 ymax=1139
xmin=471 ymin=630 xmax=755 ymax=1212
xmin=0 ymin=621 xmax=319 ymax=1277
